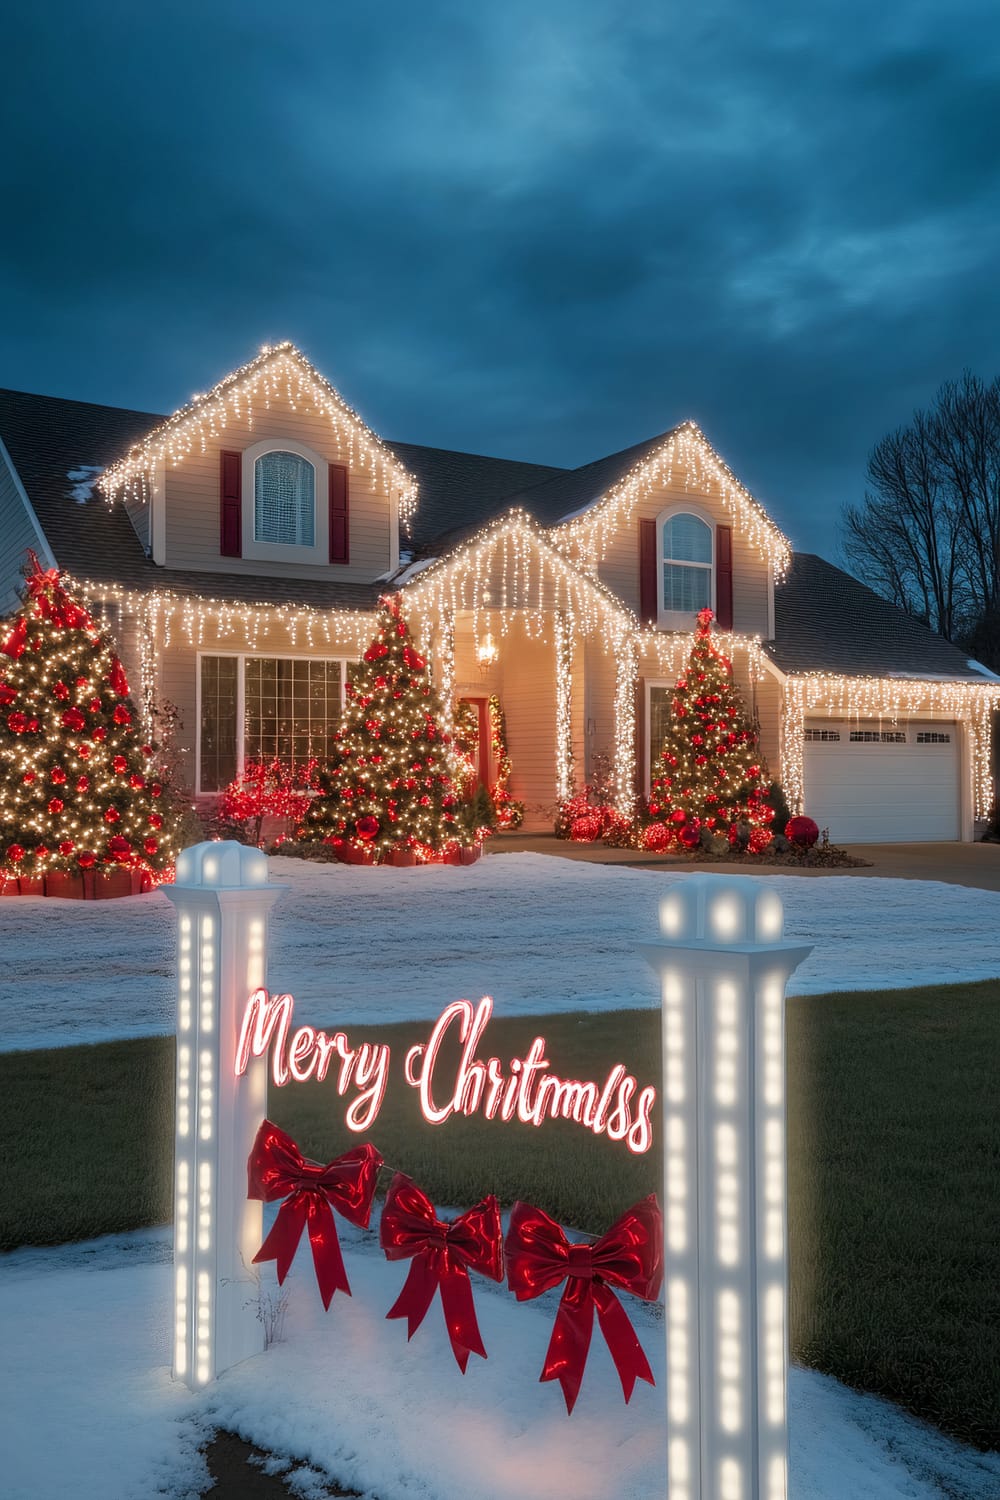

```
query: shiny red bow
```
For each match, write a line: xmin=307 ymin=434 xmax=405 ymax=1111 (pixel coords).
xmin=24 ymin=554 xmax=93 ymax=633
xmin=506 ymin=1196 xmax=663 ymax=1413
xmin=380 ymin=1172 xmax=504 ymax=1372
xmin=247 ymin=1120 xmax=383 ymax=1309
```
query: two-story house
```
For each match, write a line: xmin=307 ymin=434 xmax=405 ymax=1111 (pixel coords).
xmin=1 ymin=342 xmax=997 ymax=842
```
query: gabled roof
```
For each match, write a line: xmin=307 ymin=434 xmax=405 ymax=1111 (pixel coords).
xmin=769 ymin=553 xmax=994 ymax=681
xmin=503 ymin=427 xmax=686 ymax=527
xmin=0 ymin=387 xmax=383 ymax=610
xmin=386 ymin=440 xmax=566 ymax=553
xmin=101 ymin=343 xmax=418 ymax=524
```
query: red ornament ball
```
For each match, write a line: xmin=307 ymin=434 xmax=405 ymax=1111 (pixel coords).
xmin=108 ymin=835 xmax=131 ymax=860
xmin=129 ymin=774 xmax=145 ymax=790
xmin=92 ymin=727 xmax=106 ymax=742
xmin=104 ymin=807 xmax=120 ymax=825
xmin=76 ymin=775 xmax=90 ymax=792
xmin=77 ymin=851 xmax=96 ymax=869
xmin=643 ymin=822 xmax=671 ymax=852
xmin=48 ymin=798 xmax=64 ymax=815
xmin=112 ymin=705 xmax=131 ymax=726
xmin=7 ymin=711 xmax=28 ymax=734
xmin=143 ymin=837 xmax=159 ymax=856
xmin=785 ymin=815 xmax=820 ymax=848
xmin=570 ymin=814 xmax=603 ymax=843
xmin=59 ymin=841 xmax=75 ymax=857
xmin=355 ymin=815 xmax=380 ymax=841
xmin=141 ymin=744 xmax=153 ymax=757
xmin=77 ymin=744 xmax=91 ymax=759
xmin=112 ymin=755 xmax=128 ymax=773
xmin=670 ymin=808 xmax=686 ymax=824
xmin=53 ymin=681 xmax=70 ymax=701
xmin=748 ymin=828 xmax=772 ymax=855
xmin=150 ymin=783 xmax=162 ymax=798
xmin=50 ymin=766 xmax=67 ymax=784
xmin=7 ymin=843 xmax=25 ymax=864
xmin=679 ymin=822 xmax=702 ymax=850
xmin=22 ymin=771 xmax=35 ymax=785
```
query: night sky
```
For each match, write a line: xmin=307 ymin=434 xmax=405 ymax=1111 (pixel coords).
xmin=3 ymin=1 xmax=1000 ymax=562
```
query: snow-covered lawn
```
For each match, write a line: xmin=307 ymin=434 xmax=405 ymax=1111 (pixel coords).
xmin=3 ymin=1224 xmax=1000 ymax=1500
xmin=4 ymin=851 xmax=1000 ymax=1498
xmin=2 ymin=852 xmax=1000 ymax=1053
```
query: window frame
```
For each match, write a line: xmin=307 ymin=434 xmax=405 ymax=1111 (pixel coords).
xmin=195 ymin=650 xmax=351 ymax=795
xmin=241 ymin=437 xmax=329 ymax=565
xmin=657 ymin=504 xmax=716 ymax=629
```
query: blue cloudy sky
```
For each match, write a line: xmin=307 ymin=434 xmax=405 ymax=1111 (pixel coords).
xmin=2 ymin=0 xmax=1000 ymax=560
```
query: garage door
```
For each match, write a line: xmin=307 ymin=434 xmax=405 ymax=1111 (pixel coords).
xmin=803 ymin=721 xmax=960 ymax=843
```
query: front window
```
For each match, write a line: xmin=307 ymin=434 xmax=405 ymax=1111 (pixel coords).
xmin=198 ymin=655 xmax=345 ymax=792
xmin=662 ymin=512 xmax=712 ymax=614
xmin=254 ymin=450 xmax=316 ymax=547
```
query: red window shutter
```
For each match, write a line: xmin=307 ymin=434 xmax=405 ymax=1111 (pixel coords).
xmin=219 ymin=450 xmax=242 ymax=558
xmin=715 ymin=525 xmax=733 ymax=630
xmin=329 ymin=463 xmax=349 ymax=564
xmin=639 ymin=518 xmax=657 ymax=624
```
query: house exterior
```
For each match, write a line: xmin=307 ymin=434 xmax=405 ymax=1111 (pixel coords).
xmin=1 ymin=341 xmax=997 ymax=843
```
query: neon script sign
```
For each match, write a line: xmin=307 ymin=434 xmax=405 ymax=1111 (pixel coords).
xmin=234 ymin=989 xmax=657 ymax=1155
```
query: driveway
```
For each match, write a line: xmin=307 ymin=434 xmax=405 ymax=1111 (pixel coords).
xmin=492 ymin=834 xmax=1000 ymax=892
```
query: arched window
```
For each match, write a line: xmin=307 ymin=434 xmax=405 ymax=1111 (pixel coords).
xmin=661 ymin=512 xmax=713 ymax=614
xmin=254 ymin=450 xmax=316 ymax=547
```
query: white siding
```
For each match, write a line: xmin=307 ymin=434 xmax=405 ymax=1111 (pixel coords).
xmin=0 ymin=437 xmax=55 ymax=614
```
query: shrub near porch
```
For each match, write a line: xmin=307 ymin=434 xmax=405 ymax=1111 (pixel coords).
xmin=2 ymin=980 xmax=999 ymax=1449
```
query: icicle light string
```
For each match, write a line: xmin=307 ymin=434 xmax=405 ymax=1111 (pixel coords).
xmin=99 ymin=343 xmax=418 ymax=531
xmin=553 ymin=422 xmax=792 ymax=582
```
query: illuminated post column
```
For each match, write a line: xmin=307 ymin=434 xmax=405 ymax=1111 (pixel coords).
xmin=643 ymin=875 xmax=811 ymax=1500
xmin=164 ymin=841 xmax=285 ymax=1390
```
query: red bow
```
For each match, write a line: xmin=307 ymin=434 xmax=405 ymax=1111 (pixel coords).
xmin=23 ymin=554 xmax=94 ymax=634
xmin=505 ymin=1196 xmax=663 ymax=1413
xmin=247 ymin=1120 xmax=383 ymax=1309
xmin=1 ymin=616 xmax=27 ymax=659
xmin=380 ymin=1172 xmax=503 ymax=1372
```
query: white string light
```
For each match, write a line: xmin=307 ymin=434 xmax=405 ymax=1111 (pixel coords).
xmin=554 ymin=422 xmax=792 ymax=582
xmin=99 ymin=343 xmax=418 ymax=531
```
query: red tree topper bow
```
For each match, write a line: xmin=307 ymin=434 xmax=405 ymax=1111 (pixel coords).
xmin=247 ymin=1120 xmax=383 ymax=1309
xmin=380 ymin=1172 xmax=504 ymax=1372
xmin=505 ymin=1196 xmax=663 ymax=1413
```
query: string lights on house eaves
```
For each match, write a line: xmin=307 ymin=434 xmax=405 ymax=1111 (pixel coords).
xmin=553 ymin=422 xmax=793 ymax=582
xmin=99 ymin=343 xmax=418 ymax=530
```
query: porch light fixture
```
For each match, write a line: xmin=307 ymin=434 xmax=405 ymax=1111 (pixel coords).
xmin=476 ymin=631 xmax=498 ymax=673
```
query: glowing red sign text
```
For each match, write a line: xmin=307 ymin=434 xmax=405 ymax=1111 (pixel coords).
xmin=234 ymin=989 xmax=656 ymax=1154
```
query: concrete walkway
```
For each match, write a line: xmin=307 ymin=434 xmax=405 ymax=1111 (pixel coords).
xmin=489 ymin=833 xmax=1000 ymax=892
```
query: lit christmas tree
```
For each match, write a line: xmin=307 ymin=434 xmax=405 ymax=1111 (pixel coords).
xmin=647 ymin=607 xmax=774 ymax=852
xmin=300 ymin=595 xmax=484 ymax=862
xmin=0 ymin=555 xmax=181 ymax=882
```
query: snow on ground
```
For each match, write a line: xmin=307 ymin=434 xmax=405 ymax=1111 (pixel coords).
xmin=3 ymin=1224 xmax=1000 ymax=1500
xmin=2 ymin=853 xmax=1000 ymax=1053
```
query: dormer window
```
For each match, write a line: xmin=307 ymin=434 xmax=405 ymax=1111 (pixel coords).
xmin=229 ymin=437 xmax=339 ymax=565
xmin=254 ymin=450 xmax=315 ymax=547
xmin=662 ymin=512 xmax=713 ymax=612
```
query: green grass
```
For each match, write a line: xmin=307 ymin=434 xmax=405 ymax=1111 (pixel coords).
xmin=2 ymin=983 xmax=999 ymax=1448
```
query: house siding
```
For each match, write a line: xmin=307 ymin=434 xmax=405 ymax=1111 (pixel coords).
xmin=162 ymin=391 xmax=395 ymax=583
xmin=584 ymin=477 xmax=772 ymax=638
xmin=0 ymin=438 xmax=53 ymax=614
xmin=495 ymin=622 xmax=559 ymax=830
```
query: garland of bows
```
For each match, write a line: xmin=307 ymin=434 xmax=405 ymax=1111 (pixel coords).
xmin=248 ymin=1119 xmax=663 ymax=1413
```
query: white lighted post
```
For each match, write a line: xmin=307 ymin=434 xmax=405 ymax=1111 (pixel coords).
xmin=164 ymin=841 xmax=286 ymax=1390
xmin=643 ymin=875 xmax=811 ymax=1500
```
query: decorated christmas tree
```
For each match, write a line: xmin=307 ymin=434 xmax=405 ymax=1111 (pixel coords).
xmin=647 ymin=607 xmax=774 ymax=852
xmin=0 ymin=555 xmax=181 ymax=881
xmin=300 ymin=596 xmax=483 ymax=862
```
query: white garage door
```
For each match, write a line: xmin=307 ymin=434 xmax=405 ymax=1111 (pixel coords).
xmin=803 ymin=721 xmax=961 ymax=843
